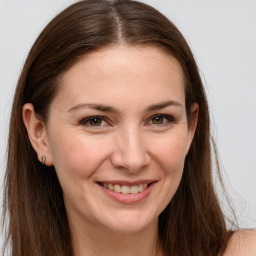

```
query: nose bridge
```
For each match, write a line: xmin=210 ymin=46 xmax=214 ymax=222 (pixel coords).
xmin=112 ymin=125 xmax=150 ymax=172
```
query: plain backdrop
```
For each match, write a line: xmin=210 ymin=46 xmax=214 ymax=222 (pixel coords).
xmin=1 ymin=0 xmax=256 ymax=249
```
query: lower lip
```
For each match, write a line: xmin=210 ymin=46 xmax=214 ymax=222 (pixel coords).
xmin=98 ymin=183 xmax=155 ymax=204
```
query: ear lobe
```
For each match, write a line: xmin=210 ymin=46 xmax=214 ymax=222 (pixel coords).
xmin=186 ymin=103 xmax=199 ymax=154
xmin=22 ymin=103 xmax=53 ymax=165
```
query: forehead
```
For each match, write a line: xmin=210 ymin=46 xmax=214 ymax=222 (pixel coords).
xmin=68 ymin=45 xmax=183 ymax=78
xmin=53 ymin=45 xmax=185 ymax=111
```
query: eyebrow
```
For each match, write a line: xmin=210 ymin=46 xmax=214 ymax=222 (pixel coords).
xmin=67 ymin=100 xmax=182 ymax=113
xmin=67 ymin=103 xmax=120 ymax=114
xmin=146 ymin=100 xmax=182 ymax=111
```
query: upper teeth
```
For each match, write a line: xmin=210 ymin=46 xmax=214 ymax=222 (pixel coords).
xmin=103 ymin=183 xmax=148 ymax=194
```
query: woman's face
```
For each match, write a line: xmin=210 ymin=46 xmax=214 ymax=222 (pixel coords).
xmin=45 ymin=46 xmax=197 ymax=234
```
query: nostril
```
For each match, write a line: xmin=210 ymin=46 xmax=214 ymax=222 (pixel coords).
xmin=110 ymin=153 xmax=149 ymax=172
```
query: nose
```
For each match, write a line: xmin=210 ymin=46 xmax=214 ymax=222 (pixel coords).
xmin=110 ymin=128 xmax=150 ymax=173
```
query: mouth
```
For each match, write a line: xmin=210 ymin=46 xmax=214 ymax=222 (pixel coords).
xmin=97 ymin=181 xmax=155 ymax=194
xmin=97 ymin=180 xmax=156 ymax=204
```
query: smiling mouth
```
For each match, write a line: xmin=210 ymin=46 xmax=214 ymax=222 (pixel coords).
xmin=98 ymin=182 xmax=153 ymax=194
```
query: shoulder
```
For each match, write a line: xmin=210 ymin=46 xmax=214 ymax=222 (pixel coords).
xmin=223 ymin=229 xmax=256 ymax=256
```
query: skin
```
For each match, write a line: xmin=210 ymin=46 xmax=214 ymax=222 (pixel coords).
xmin=22 ymin=45 xmax=256 ymax=256
xmin=223 ymin=230 xmax=256 ymax=256
xmin=23 ymin=45 xmax=256 ymax=256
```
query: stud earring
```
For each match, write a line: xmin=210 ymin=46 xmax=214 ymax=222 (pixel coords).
xmin=41 ymin=155 xmax=46 ymax=165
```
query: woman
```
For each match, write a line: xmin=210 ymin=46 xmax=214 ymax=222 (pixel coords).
xmin=2 ymin=0 xmax=256 ymax=255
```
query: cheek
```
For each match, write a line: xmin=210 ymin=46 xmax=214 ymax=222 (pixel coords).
xmin=151 ymin=131 xmax=188 ymax=175
xmin=160 ymin=140 xmax=186 ymax=190
xmin=49 ymin=131 xmax=110 ymax=180
xmin=151 ymin=131 xmax=188 ymax=204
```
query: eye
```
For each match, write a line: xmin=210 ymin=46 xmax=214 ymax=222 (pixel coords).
xmin=152 ymin=115 xmax=164 ymax=124
xmin=89 ymin=117 xmax=103 ymax=126
xmin=148 ymin=114 xmax=174 ymax=126
xmin=80 ymin=116 xmax=107 ymax=127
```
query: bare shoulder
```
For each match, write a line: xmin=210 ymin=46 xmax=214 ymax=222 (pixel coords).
xmin=223 ymin=229 xmax=256 ymax=256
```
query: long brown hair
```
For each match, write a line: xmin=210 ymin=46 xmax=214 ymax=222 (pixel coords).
xmin=3 ymin=0 xmax=233 ymax=255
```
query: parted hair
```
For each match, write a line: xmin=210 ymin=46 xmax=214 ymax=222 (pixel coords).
xmin=3 ymin=0 xmax=233 ymax=255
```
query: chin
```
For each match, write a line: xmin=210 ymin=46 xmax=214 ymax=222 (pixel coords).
xmin=100 ymin=210 xmax=159 ymax=234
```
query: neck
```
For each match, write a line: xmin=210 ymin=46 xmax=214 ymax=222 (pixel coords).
xmin=69 ymin=216 xmax=163 ymax=256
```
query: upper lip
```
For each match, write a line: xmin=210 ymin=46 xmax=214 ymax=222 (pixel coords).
xmin=96 ymin=179 xmax=157 ymax=186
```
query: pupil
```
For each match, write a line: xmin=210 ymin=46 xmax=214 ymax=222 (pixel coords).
xmin=90 ymin=118 xmax=102 ymax=126
xmin=153 ymin=116 xmax=163 ymax=124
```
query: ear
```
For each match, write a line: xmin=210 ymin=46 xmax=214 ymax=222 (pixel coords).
xmin=186 ymin=103 xmax=199 ymax=154
xmin=22 ymin=103 xmax=53 ymax=166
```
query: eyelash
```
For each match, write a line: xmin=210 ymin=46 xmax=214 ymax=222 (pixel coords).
xmin=147 ymin=114 xmax=175 ymax=126
xmin=79 ymin=114 xmax=175 ymax=128
xmin=79 ymin=116 xmax=108 ymax=127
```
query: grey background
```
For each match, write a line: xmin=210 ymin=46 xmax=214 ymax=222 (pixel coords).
xmin=1 ymin=0 xmax=256 ymax=250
